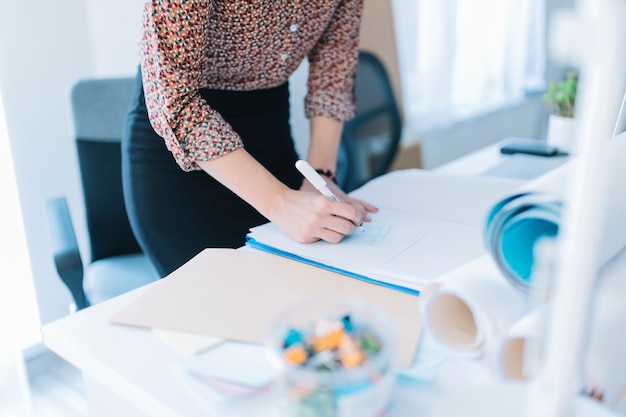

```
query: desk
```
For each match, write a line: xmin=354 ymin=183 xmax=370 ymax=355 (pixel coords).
xmin=42 ymin=278 xmax=467 ymax=417
xmin=40 ymin=138 xmax=587 ymax=417
xmin=434 ymin=137 xmax=569 ymax=179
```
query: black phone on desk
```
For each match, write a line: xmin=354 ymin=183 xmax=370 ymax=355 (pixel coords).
xmin=500 ymin=139 xmax=561 ymax=157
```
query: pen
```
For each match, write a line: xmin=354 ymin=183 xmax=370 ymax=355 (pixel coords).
xmin=295 ymin=160 xmax=364 ymax=232
xmin=295 ymin=160 xmax=340 ymax=201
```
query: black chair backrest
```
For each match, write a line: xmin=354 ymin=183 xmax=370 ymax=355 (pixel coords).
xmin=70 ymin=78 xmax=141 ymax=263
xmin=337 ymin=51 xmax=402 ymax=192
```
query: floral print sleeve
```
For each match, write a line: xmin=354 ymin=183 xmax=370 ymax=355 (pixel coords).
xmin=305 ymin=0 xmax=364 ymax=122
xmin=141 ymin=0 xmax=243 ymax=172
xmin=140 ymin=0 xmax=364 ymax=172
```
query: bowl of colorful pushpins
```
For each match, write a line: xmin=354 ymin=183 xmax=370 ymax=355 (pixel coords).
xmin=266 ymin=296 xmax=396 ymax=417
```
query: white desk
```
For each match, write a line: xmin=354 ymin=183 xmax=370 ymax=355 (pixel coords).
xmin=43 ymin=278 xmax=472 ymax=417
xmin=42 ymin=252 xmax=626 ymax=417
xmin=41 ymin=138 xmax=585 ymax=417
xmin=435 ymin=137 xmax=569 ymax=179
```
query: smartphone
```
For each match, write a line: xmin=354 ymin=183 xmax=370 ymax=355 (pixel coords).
xmin=500 ymin=140 xmax=561 ymax=157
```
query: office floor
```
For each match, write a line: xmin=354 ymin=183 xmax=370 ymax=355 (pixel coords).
xmin=25 ymin=348 xmax=88 ymax=417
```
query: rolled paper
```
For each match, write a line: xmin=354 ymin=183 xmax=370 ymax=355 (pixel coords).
xmin=484 ymin=192 xmax=561 ymax=291
xmin=421 ymin=255 xmax=528 ymax=356
xmin=483 ymin=133 xmax=626 ymax=292
xmin=487 ymin=308 xmax=543 ymax=381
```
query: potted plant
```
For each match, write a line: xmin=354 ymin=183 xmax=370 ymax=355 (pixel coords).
xmin=543 ymin=71 xmax=578 ymax=153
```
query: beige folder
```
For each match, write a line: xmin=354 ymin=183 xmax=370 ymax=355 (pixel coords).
xmin=111 ymin=248 xmax=422 ymax=367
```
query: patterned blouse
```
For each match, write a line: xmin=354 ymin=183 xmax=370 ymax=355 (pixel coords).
xmin=140 ymin=0 xmax=364 ymax=171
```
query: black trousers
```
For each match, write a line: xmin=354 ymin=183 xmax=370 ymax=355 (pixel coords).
xmin=122 ymin=68 xmax=302 ymax=277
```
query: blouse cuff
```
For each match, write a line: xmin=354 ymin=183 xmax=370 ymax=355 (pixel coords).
xmin=304 ymin=89 xmax=356 ymax=122
xmin=172 ymin=121 xmax=244 ymax=172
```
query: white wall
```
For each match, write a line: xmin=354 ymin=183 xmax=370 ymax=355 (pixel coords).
xmin=1 ymin=1 xmax=93 ymax=328
xmin=85 ymin=0 xmax=145 ymax=77
xmin=0 ymin=0 xmax=144 ymax=329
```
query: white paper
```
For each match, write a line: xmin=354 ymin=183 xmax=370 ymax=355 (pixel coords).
xmin=181 ymin=341 xmax=276 ymax=388
xmin=247 ymin=171 xmax=525 ymax=292
xmin=248 ymin=207 xmax=486 ymax=291
xmin=349 ymin=169 xmax=523 ymax=226
xmin=152 ymin=328 xmax=223 ymax=356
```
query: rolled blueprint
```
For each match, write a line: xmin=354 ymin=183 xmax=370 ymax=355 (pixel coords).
xmin=486 ymin=133 xmax=626 ymax=290
xmin=484 ymin=192 xmax=561 ymax=290
xmin=420 ymin=255 xmax=528 ymax=357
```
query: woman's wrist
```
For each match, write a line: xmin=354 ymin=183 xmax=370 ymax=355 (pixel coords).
xmin=314 ymin=168 xmax=338 ymax=184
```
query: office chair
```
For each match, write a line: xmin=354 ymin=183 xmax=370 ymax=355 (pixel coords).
xmin=336 ymin=51 xmax=403 ymax=192
xmin=46 ymin=77 xmax=159 ymax=311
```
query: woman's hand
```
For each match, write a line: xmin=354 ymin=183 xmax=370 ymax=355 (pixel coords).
xmin=270 ymin=186 xmax=370 ymax=244
xmin=299 ymin=178 xmax=378 ymax=225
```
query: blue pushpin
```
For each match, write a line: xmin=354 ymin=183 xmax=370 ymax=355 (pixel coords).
xmin=283 ymin=327 xmax=304 ymax=348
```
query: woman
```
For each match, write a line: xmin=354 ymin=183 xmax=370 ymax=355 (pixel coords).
xmin=122 ymin=0 xmax=377 ymax=277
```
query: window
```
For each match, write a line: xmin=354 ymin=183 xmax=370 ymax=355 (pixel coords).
xmin=393 ymin=0 xmax=546 ymax=128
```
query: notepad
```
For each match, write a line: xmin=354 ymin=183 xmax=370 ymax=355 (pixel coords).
xmin=247 ymin=208 xmax=486 ymax=294
xmin=181 ymin=342 xmax=276 ymax=388
xmin=245 ymin=170 xmax=524 ymax=293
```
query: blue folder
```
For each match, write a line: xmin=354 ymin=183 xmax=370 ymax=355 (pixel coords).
xmin=245 ymin=236 xmax=421 ymax=296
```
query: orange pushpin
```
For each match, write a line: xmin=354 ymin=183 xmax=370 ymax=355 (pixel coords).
xmin=284 ymin=344 xmax=309 ymax=365
xmin=311 ymin=327 xmax=344 ymax=352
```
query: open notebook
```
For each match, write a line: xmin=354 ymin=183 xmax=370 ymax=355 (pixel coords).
xmin=246 ymin=170 xmax=524 ymax=294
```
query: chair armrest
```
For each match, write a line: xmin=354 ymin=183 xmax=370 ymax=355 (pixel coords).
xmin=45 ymin=197 xmax=89 ymax=310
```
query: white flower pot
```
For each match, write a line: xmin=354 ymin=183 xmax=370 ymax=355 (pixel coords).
xmin=546 ymin=114 xmax=578 ymax=154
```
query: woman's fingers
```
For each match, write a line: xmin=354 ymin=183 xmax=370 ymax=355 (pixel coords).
xmin=324 ymin=182 xmax=379 ymax=221
xmin=273 ymin=189 xmax=369 ymax=244
xmin=343 ymin=196 xmax=378 ymax=222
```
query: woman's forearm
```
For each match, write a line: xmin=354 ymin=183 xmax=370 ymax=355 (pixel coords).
xmin=197 ymin=147 xmax=365 ymax=244
xmin=306 ymin=116 xmax=343 ymax=172
xmin=199 ymin=116 xmax=344 ymax=212
xmin=197 ymin=148 xmax=289 ymax=221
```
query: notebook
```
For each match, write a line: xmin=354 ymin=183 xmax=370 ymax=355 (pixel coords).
xmin=246 ymin=170 xmax=523 ymax=293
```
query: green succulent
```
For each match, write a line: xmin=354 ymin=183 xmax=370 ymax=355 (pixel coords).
xmin=543 ymin=71 xmax=578 ymax=118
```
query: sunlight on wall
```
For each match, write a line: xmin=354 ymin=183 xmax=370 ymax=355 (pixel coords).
xmin=0 ymin=91 xmax=41 ymax=358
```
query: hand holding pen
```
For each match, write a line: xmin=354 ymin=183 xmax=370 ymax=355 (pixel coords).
xmin=296 ymin=160 xmax=376 ymax=233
